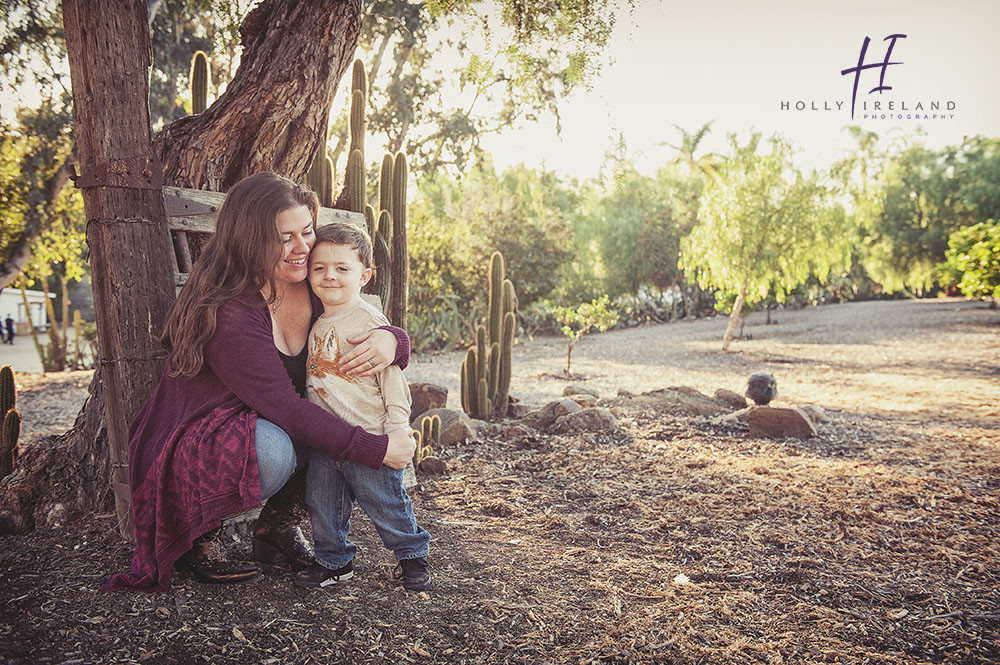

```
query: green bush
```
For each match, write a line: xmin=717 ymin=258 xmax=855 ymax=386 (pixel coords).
xmin=943 ymin=219 xmax=1000 ymax=301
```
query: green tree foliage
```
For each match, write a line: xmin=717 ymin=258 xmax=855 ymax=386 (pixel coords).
xmin=661 ymin=121 xmax=721 ymax=180
xmin=680 ymin=133 xmax=851 ymax=350
xmin=331 ymin=0 xmax=619 ymax=177
xmin=570 ymin=145 xmax=700 ymax=302
xmin=553 ymin=295 xmax=618 ymax=376
xmin=944 ymin=220 xmax=1000 ymax=302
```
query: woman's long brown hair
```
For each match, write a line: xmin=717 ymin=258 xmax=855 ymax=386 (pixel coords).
xmin=162 ymin=172 xmax=319 ymax=378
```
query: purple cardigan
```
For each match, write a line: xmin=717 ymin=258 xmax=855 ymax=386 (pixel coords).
xmin=102 ymin=290 xmax=410 ymax=592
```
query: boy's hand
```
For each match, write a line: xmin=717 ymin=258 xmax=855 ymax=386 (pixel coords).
xmin=383 ymin=427 xmax=416 ymax=469
xmin=341 ymin=328 xmax=397 ymax=376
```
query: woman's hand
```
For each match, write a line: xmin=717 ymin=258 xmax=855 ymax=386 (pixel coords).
xmin=383 ymin=427 xmax=416 ymax=469
xmin=341 ymin=328 xmax=398 ymax=376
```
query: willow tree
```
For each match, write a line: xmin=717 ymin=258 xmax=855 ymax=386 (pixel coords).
xmin=680 ymin=133 xmax=851 ymax=351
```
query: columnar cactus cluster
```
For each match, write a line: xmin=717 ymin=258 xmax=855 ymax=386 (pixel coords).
xmin=342 ymin=59 xmax=408 ymax=327
xmin=412 ymin=414 xmax=441 ymax=469
xmin=0 ymin=365 xmax=20 ymax=479
xmin=461 ymin=252 xmax=516 ymax=421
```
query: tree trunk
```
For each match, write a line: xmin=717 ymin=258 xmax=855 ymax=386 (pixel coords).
xmin=64 ymin=0 xmax=177 ymax=538
xmin=152 ymin=0 xmax=362 ymax=190
xmin=721 ymin=282 xmax=748 ymax=352
xmin=0 ymin=0 xmax=363 ymax=536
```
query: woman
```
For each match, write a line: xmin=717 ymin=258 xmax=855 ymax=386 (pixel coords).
xmin=103 ymin=172 xmax=415 ymax=592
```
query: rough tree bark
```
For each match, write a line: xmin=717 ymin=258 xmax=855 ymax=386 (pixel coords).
xmin=0 ymin=0 xmax=363 ymax=535
xmin=153 ymin=0 xmax=361 ymax=190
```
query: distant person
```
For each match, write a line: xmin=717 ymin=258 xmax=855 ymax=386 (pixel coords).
xmin=294 ymin=222 xmax=431 ymax=592
xmin=3 ymin=315 xmax=13 ymax=345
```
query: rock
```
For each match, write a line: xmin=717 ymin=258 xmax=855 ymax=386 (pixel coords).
xmin=616 ymin=386 xmax=730 ymax=418
xmin=563 ymin=385 xmax=600 ymax=398
xmin=502 ymin=423 xmax=536 ymax=438
xmin=711 ymin=406 xmax=754 ymax=426
xmin=417 ymin=457 xmax=447 ymax=476
xmin=747 ymin=406 xmax=817 ymax=439
xmin=507 ymin=403 xmax=533 ymax=419
xmin=714 ymin=388 xmax=747 ymax=411
xmin=521 ymin=399 xmax=582 ymax=430
xmin=409 ymin=383 xmax=449 ymax=422
xmin=414 ymin=408 xmax=478 ymax=446
xmin=551 ymin=407 xmax=619 ymax=434
xmin=568 ymin=394 xmax=598 ymax=408
xmin=402 ymin=462 xmax=417 ymax=489
xmin=799 ymin=404 xmax=828 ymax=423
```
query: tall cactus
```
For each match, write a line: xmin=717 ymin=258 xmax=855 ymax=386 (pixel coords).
xmin=0 ymin=365 xmax=15 ymax=416
xmin=0 ymin=365 xmax=18 ymax=479
xmin=388 ymin=152 xmax=408 ymax=328
xmin=190 ymin=50 xmax=209 ymax=114
xmin=307 ymin=122 xmax=333 ymax=207
xmin=346 ymin=148 xmax=365 ymax=214
xmin=341 ymin=58 xmax=367 ymax=213
xmin=460 ymin=252 xmax=517 ymax=420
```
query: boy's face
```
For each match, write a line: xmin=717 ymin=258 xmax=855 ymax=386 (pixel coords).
xmin=308 ymin=242 xmax=372 ymax=312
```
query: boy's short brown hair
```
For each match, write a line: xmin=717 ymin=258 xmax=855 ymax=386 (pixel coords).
xmin=313 ymin=222 xmax=373 ymax=268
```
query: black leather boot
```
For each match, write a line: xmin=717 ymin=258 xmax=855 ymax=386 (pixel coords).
xmin=175 ymin=527 xmax=261 ymax=584
xmin=252 ymin=468 xmax=315 ymax=571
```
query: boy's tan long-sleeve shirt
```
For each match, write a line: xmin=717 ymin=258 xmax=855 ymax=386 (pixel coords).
xmin=306 ymin=299 xmax=412 ymax=435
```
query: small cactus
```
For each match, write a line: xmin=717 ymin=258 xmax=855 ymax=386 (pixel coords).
xmin=1 ymin=407 xmax=20 ymax=479
xmin=190 ymin=50 xmax=210 ymax=115
xmin=0 ymin=365 xmax=15 ymax=416
xmin=412 ymin=414 xmax=440 ymax=470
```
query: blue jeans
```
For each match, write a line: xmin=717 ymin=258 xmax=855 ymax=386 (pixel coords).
xmin=255 ymin=418 xmax=300 ymax=502
xmin=306 ymin=448 xmax=430 ymax=569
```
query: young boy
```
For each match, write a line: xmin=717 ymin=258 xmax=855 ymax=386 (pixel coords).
xmin=294 ymin=222 xmax=431 ymax=591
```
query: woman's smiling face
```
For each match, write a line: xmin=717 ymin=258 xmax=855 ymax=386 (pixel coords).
xmin=272 ymin=205 xmax=316 ymax=286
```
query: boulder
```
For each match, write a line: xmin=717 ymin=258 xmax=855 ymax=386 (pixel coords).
xmin=799 ymin=404 xmax=828 ymax=423
xmin=568 ymin=394 xmax=598 ymax=408
xmin=520 ymin=399 xmax=582 ymax=430
xmin=617 ymin=386 xmax=730 ymax=418
xmin=409 ymin=382 xmax=449 ymax=422
xmin=414 ymin=408 xmax=479 ymax=446
xmin=551 ymin=407 xmax=619 ymax=434
xmin=747 ymin=406 xmax=817 ymax=439
xmin=417 ymin=457 xmax=448 ymax=476
xmin=714 ymin=388 xmax=747 ymax=411
xmin=563 ymin=385 xmax=600 ymax=398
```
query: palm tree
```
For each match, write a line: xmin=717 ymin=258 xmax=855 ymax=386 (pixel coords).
xmin=661 ymin=121 xmax=721 ymax=180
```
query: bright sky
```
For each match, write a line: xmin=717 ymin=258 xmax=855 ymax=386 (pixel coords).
xmin=478 ymin=0 xmax=1000 ymax=180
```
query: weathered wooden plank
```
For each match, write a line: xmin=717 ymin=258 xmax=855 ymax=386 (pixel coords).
xmin=164 ymin=186 xmax=364 ymax=230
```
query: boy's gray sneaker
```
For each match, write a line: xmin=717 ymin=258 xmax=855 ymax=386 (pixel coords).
xmin=293 ymin=560 xmax=354 ymax=588
xmin=396 ymin=557 xmax=430 ymax=591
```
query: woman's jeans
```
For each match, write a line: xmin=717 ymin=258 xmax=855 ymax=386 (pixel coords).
xmin=306 ymin=448 xmax=430 ymax=569
xmin=255 ymin=418 xmax=300 ymax=502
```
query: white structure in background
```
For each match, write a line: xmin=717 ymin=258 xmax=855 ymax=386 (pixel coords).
xmin=0 ymin=288 xmax=53 ymax=333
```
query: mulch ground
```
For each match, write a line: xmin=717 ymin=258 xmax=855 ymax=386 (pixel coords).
xmin=1 ymin=405 xmax=997 ymax=664
xmin=1 ymin=299 xmax=999 ymax=664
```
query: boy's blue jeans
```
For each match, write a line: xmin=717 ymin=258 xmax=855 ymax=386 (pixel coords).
xmin=306 ymin=448 xmax=430 ymax=570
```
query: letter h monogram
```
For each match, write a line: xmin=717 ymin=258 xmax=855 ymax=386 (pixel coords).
xmin=841 ymin=34 xmax=907 ymax=120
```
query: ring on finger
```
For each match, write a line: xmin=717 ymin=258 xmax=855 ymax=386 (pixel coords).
xmin=367 ymin=359 xmax=377 ymax=369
